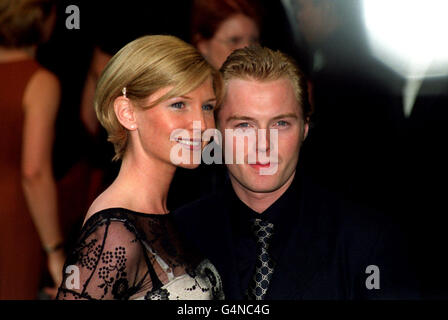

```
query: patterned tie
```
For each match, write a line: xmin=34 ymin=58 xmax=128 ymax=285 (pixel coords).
xmin=247 ymin=218 xmax=275 ymax=300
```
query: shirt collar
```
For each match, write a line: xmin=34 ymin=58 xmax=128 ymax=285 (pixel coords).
xmin=226 ymin=173 xmax=301 ymax=261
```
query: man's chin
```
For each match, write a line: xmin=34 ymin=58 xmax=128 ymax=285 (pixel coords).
xmin=238 ymin=176 xmax=284 ymax=194
xmin=229 ymin=165 xmax=296 ymax=195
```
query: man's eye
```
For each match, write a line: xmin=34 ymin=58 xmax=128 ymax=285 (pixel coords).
xmin=170 ymin=102 xmax=184 ymax=109
xmin=236 ymin=122 xmax=250 ymax=128
xmin=202 ymin=104 xmax=214 ymax=111
xmin=276 ymin=120 xmax=289 ymax=127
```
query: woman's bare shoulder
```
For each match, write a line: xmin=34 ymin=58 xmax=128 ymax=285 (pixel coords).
xmin=83 ymin=187 xmax=127 ymax=225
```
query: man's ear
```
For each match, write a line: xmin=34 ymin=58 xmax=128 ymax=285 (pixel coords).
xmin=303 ymin=121 xmax=310 ymax=141
xmin=113 ymin=96 xmax=137 ymax=130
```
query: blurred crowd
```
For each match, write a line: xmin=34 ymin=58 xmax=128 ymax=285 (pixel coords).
xmin=1 ymin=0 xmax=447 ymax=299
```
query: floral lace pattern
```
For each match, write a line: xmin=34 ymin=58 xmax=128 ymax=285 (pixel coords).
xmin=57 ymin=208 xmax=223 ymax=300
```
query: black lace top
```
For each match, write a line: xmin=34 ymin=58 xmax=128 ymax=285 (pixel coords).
xmin=56 ymin=208 xmax=224 ymax=300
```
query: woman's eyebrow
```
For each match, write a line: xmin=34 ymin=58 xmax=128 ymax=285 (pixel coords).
xmin=177 ymin=96 xmax=217 ymax=102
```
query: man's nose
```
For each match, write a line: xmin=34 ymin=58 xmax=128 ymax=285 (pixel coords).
xmin=256 ymin=129 xmax=270 ymax=153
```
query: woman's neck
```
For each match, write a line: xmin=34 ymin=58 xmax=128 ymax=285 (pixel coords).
xmin=0 ymin=46 xmax=36 ymax=62
xmin=107 ymin=151 xmax=176 ymax=215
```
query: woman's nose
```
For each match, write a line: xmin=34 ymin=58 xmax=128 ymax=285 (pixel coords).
xmin=188 ymin=107 xmax=210 ymax=134
xmin=238 ymin=37 xmax=256 ymax=49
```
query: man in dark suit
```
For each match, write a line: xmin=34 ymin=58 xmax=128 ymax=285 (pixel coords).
xmin=173 ymin=45 xmax=419 ymax=300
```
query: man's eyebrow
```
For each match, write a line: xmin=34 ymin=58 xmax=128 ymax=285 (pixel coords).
xmin=271 ymin=113 xmax=298 ymax=120
xmin=225 ymin=115 xmax=257 ymax=123
xmin=225 ymin=113 xmax=298 ymax=123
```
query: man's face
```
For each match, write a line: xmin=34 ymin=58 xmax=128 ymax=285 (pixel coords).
xmin=218 ymin=78 xmax=309 ymax=194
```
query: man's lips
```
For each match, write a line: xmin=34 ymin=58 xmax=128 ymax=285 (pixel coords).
xmin=249 ymin=162 xmax=275 ymax=168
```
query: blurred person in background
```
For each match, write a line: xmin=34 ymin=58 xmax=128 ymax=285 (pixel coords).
xmin=289 ymin=0 xmax=398 ymax=213
xmin=190 ymin=0 xmax=261 ymax=70
xmin=0 ymin=0 xmax=65 ymax=299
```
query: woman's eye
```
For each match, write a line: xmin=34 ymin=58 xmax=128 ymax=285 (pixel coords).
xmin=202 ymin=104 xmax=214 ymax=111
xmin=250 ymin=37 xmax=259 ymax=45
xmin=170 ymin=102 xmax=184 ymax=109
xmin=229 ymin=37 xmax=241 ymax=45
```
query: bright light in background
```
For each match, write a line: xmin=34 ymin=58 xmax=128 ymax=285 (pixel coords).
xmin=362 ymin=0 xmax=448 ymax=79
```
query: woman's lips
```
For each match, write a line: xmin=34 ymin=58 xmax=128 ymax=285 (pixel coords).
xmin=175 ymin=138 xmax=202 ymax=151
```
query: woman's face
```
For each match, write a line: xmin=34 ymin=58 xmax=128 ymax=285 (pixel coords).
xmin=198 ymin=13 xmax=259 ymax=69
xmin=132 ymin=77 xmax=217 ymax=169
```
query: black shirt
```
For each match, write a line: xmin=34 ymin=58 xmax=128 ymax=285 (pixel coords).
xmin=226 ymin=175 xmax=301 ymax=297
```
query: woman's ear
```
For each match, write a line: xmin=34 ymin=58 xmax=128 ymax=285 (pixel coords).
xmin=113 ymin=96 xmax=137 ymax=130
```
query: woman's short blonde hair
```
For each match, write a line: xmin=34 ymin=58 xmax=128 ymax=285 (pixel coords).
xmin=94 ymin=35 xmax=223 ymax=161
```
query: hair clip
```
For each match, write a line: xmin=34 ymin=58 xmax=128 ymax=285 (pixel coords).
xmin=122 ymin=87 xmax=127 ymax=98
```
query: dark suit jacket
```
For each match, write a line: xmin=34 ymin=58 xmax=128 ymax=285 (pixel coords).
xmin=173 ymin=170 xmax=420 ymax=300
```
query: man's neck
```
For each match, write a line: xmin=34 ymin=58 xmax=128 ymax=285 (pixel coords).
xmin=230 ymin=173 xmax=295 ymax=213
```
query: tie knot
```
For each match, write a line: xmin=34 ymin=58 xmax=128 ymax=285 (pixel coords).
xmin=251 ymin=218 xmax=274 ymax=247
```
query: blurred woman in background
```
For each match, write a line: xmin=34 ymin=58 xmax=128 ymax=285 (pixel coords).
xmin=191 ymin=0 xmax=261 ymax=69
xmin=0 ymin=0 xmax=65 ymax=299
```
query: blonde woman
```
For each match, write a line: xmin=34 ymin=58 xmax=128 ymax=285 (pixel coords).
xmin=56 ymin=35 xmax=224 ymax=300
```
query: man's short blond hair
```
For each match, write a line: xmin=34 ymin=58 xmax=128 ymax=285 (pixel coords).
xmin=219 ymin=45 xmax=312 ymax=120
xmin=94 ymin=35 xmax=223 ymax=161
